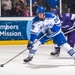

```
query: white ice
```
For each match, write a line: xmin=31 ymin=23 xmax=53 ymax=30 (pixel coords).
xmin=0 ymin=44 xmax=75 ymax=75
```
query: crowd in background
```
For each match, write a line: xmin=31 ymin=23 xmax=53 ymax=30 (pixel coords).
xmin=1 ymin=0 xmax=75 ymax=17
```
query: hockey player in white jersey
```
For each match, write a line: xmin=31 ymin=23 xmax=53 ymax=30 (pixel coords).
xmin=23 ymin=6 xmax=75 ymax=63
xmin=23 ymin=6 xmax=46 ymax=62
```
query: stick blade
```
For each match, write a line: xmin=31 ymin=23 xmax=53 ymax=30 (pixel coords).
xmin=0 ymin=64 xmax=4 ymax=67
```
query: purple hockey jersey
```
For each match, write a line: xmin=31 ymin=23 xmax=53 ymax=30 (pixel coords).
xmin=60 ymin=13 xmax=75 ymax=34
xmin=60 ymin=13 xmax=75 ymax=46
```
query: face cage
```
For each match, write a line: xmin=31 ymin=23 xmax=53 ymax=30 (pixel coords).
xmin=37 ymin=12 xmax=45 ymax=21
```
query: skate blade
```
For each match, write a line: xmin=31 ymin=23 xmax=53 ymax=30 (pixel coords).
xmin=23 ymin=61 xmax=31 ymax=64
xmin=50 ymin=53 xmax=60 ymax=57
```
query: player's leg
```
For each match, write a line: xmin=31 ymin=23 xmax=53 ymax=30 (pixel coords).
xmin=54 ymin=33 xmax=75 ymax=60
xmin=61 ymin=43 xmax=75 ymax=60
xmin=51 ymin=33 xmax=75 ymax=56
xmin=67 ymin=34 xmax=75 ymax=48
xmin=23 ymin=40 xmax=41 ymax=62
xmin=50 ymin=33 xmax=64 ymax=56
xmin=23 ymin=36 xmax=48 ymax=62
xmin=68 ymin=41 xmax=74 ymax=48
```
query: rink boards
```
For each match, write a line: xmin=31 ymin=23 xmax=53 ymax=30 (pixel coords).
xmin=0 ymin=17 xmax=53 ymax=45
xmin=0 ymin=40 xmax=53 ymax=45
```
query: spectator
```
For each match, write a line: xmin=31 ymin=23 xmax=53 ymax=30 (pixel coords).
xmin=10 ymin=3 xmax=23 ymax=17
xmin=37 ymin=0 xmax=51 ymax=11
xmin=46 ymin=0 xmax=60 ymax=15
xmin=32 ymin=1 xmax=38 ymax=15
xmin=1 ymin=0 xmax=12 ymax=11
xmin=68 ymin=0 xmax=75 ymax=13
xmin=16 ymin=0 xmax=25 ymax=11
xmin=26 ymin=0 xmax=38 ymax=16
xmin=23 ymin=4 xmax=33 ymax=17
xmin=46 ymin=0 xmax=59 ymax=9
xmin=26 ymin=0 xmax=37 ymax=5
xmin=1 ymin=4 xmax=10 ymax=17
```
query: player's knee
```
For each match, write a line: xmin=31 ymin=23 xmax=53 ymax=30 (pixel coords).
xmin=32 ymin=41 xmax=41 ymax=50
xmin=29 ymin=49 xmax=37 ymax=54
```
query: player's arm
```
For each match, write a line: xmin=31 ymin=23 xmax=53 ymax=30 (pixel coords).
xmin=71 ymin=14 xmax=75 ymax=20
xmin=27 ymin=20 xmax=41 ymax=50
xmin=27 ymin=17 xmax=39 ymax=49
xmin=30 ymin=24 xmax=37 ymax=41
xmin=61 ymin=14 xmax=75 ymax=33
xmin=47 ymin=16 xmax=62 ymax=38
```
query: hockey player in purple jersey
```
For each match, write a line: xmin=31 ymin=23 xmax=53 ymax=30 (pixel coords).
xmin=51 ymin=12 xmax=75 ymax=55
xmin=23 ymin=6 xmax=75 ymax=63
xmin=61 ymin=13 xmax=75 ymax=47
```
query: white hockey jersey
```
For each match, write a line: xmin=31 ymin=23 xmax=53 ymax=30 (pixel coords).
xmin=30 ymin=12 xmax=61 ymax=41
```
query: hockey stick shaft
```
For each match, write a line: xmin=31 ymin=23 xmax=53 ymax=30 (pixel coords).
xmin=64 ymin=28 xmax=75 ymax=34
xmin=0 ymin=33 xmax=47 ymax=67
xmin=0 ymin=48 xmax=27 ymax=66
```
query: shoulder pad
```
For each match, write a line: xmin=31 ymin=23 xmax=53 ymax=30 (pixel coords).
xmin=45 ymin=12 xmax=55 ymax=18
xmin=32 ymin=16 xmax=39 ymax=24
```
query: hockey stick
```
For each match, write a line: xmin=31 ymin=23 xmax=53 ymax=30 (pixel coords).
xmin=64 ymin=28 xmax=75 ymax=35
xmin=0 ymin=33 xmax=46 ymax=67
xmin=1 ymin=28 xmax=74 ymax=67
xmin=0 ymin=48 xmax=27 ymax=67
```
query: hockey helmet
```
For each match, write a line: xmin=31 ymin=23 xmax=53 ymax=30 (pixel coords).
xmin=51 ymin=9 xmax=58 ymax=15
xmin=36 ymin=6 xmax=46 ymax=14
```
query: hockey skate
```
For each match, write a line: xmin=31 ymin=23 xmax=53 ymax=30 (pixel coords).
xmin=23 ymin=56 xmax=33 ymax=63
xmin=50 ymin=47 xmax=60 ymax=55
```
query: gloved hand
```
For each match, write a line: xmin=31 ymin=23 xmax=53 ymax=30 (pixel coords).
xmin=27 ymin=41 xmax=34 ymax=50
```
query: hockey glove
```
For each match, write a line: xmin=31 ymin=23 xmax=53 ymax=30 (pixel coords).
xmin=27 ymin=41 xmax=34 ymax=50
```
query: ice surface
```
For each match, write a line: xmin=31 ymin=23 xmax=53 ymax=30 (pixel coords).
xmin=0 ymin=44 xmax=75 ymax=75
